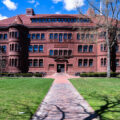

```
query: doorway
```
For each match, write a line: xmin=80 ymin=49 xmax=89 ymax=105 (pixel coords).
xmin=57 ymin=64 xmax=65 ymax=73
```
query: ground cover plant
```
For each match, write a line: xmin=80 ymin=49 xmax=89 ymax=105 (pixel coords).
xmin=70 ymin=78 xmax=120 ymax=120
xmin=0 ymin=77 xmax=53 ymax=120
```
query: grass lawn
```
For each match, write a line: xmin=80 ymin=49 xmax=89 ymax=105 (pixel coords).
xmin=0 ymin=77 xmax=53 ymax=120
xmin=70 ymin=78 xmax=120 ymax=120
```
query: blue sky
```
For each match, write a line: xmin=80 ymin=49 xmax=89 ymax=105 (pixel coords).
xmin=0 ymin=0 xmax=102 ymax=20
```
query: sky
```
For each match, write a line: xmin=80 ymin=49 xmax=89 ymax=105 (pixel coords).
xmin=0 ymin=0 xmax=104 ymax=20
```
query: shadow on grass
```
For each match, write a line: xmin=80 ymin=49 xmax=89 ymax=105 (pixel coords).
xmin=84 ymin=95 xmax=120 ymax=120
xmin=0 ymin=101 xmax=35 ymax=120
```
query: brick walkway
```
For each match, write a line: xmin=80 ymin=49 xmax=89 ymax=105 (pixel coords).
xmin=32 ymin=73 xmax=98 ymax=120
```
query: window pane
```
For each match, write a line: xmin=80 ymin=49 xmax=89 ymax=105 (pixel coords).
xmin=78 ymin=45 xmax=82 ymax=52
xmin=83 ymin=45 xmax=88 ymax=52
xmin=39 ymin=45 xmax=43 ymax=52
xmin=36 ymin=34 xmax=40 ymax=39
xmin=78 ymin=59 xmax=82 ymax=67
xmin=34 ymin=45 xmax=38 ymax=52
xmin=101 ymin=44 xmax=103 ymax=51
xmin=27 ymin=34 xmax=31 ymax=39
xmin=89 ymin=45 xmax=93 ymax=52
xmin=41 ymin=33 xmax=45 ymax=40
xmin=4 ymin=34 xmax=7 ymax=40
xmin=64 ymin=33 xmax=67 ymax=40
xmin=68 ymin=33 xmax=72 ymax=40
xmin=34 ymin=59 xmax=38 ymax=66
xmin=50 ymin=33 xmax=53 ymax=40
xmin=32 ymin=34 xmax=36 ymax=39
xmin=54 ymin=50 xmax=58 ymax=55
xmin=77 ymin=33 xmax=80 ymax=40
xmin=29 ymin=45 xmax=33 ymax=52
xmin=49 ymin=50 xmax=54 ymax=56
xmin=39 ymin=59 xmax=43 ymax=67
xmin=84 ymin=59 xmax=88 ymax=66
xmin=54 ymin=33 xmax=58 ymax=39
xmin=0 ymin=34 xmax=3 ymax=39
xmin=28 ymin=59 xmax=32 ymax=67
xmin=59 ymin=34 xmax=62 ymax=42
xmin=89 ymin=59 xmax=93 ymax=67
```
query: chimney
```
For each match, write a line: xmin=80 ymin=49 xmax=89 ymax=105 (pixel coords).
xmin=26 ymin=8 xmax=35 ymax=16
xmin=87 ymin=8 xmax=95 ymax=17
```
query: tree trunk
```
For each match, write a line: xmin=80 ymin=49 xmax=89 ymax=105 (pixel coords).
xmin=106 ymin=28 xmax=111 ymax=77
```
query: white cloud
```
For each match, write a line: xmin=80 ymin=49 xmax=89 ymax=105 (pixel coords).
xmin=0 ymin=14 xmax=8 ymax=20
xmin=52 ymin=0 xmax=84 ymax=11
xmin=64 ymin=0 xmax=84 ymax=11
xmin=34 ymin=1 xmax=40 ymax=8
xmin=2 ymin=0 xmax=17 ymax=10
xmin=53 ymin=0 xmax=62 ymax=4
xmin=28 ymin=0 xmax=35 ymax=4
xmin=55 ymin=11 xmax=61 ymax=14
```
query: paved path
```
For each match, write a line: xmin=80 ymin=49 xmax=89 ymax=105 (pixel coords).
xmin=32 ymin=73 xmax=98 ymax=120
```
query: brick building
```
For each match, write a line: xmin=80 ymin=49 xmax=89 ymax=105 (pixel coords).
xmin=0 ymin=8 xmax=120 ymax=75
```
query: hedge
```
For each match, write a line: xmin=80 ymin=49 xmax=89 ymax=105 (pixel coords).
xmin=75 ymin=72 xmax=119 ymax=77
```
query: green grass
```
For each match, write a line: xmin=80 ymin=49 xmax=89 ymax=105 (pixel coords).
xmin=70 ymin=78 xmax=120 ymax=120
xmin=0 ymin=77 xmax=53 ymax=120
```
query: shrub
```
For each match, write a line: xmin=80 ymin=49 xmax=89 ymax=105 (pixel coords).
xmin=79 ymin=72 xmax=118 ymax=77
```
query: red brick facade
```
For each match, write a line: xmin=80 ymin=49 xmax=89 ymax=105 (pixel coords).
xmin=0 ymin=8 xmax=120 ymax=75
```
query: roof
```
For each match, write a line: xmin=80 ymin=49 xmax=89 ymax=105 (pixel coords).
xmin=0 ymin=14 xmax=96 ymax=28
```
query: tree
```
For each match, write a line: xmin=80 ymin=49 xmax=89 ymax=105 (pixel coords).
xmin=76 ymin=0 xmax=120 ymax=77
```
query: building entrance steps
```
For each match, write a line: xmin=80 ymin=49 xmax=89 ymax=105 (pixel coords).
xmin=32 ymin=73 xmax=99 ymax=120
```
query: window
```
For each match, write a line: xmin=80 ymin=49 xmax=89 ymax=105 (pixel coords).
xmin=59 ymin=50 xmax=62 ymax=56
xmin=49 ymin=50 xmax=54 ymax=56
xmin=54 ymin=50 xmax=58 ymax=56
xmin=50 ymin=33 xmax=53 ymax=40
xmin=101 ymin=44 xmax=103 ymax=51
xmin=115 ymin=45 xmax=119 ymax=52
xmin=41 ymin=33 xmax=45 ymax=40
xmin=78 ymin=45 xmax=82 ymax=52
xmin=68 ymin=33 xmax=72 ymax=40
xmin=39 ymin=45 xmax=43 ymax=52
xmin=4 ymin=34 xmax=7 ymax=40
xmin=32 ymin=34 xmax=36 ymax=39
xmin=59 ymin=34 xmax=63 ymax=42
xmin=78 ymin=59 xmax=82 ymax=67
xmin=33 ymin=59 xmax=38 ymax=67
xmin=27 ymin=34 xmax=31 ymax=39
xmin=90 ymin=34 xmax=94 ymax=39
xmin=86 ymin=34 xmax=89 ymax=39
xmin=54 ymin=33 xmax=58 ymax=39
xmin=64 ymin=33 xmax=67 ymax=40
xmin=28 ymin=59 xmax=32 ymax=67
xmin=2 ymin=46 xmax=6 ymax=53
xmin=39 ymin=59 xmax=43 ymax=67
xmin=104 ymin=58 xmax=106 ymax=66
xmin=89 ymin=45 xmax=93 ymax=52
xmin=89 ymin=59 xmax=93 ymax=67
xmin=15 ymin=32 xmax=18 ymax=38
xmin=64 ymin=50 xmax=67 ymax=56
xmin=81 ymin=34 xmax=85 ymax=40
xmin=29 ymin=45 xmax=33 ymax=52
xmin=36 ymin=34 xmax=40 ymax=39
xmin=83 ymin=45 xmax=88 ymax=52
xmin=84 ymin=59 xmax=88 ymax=67
xmin=34 ymin=45 xmax=38 ymax=52
xmin=0 ymin=46 xmax=6 ymax=53
xmin=68 ymin=50 xmax=72 ymax=56
xmin=118 ymin=34 xmax=120 ymax=40
xmin=116 ymin=59 xmax=119 ymax=66
xmin=0 ymin=34 xmax=3 ymax=40
xmin=77 ymin=33 xmax=80 ymax=40
xmin=101 ymin=58 xmax=103 ymax=66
